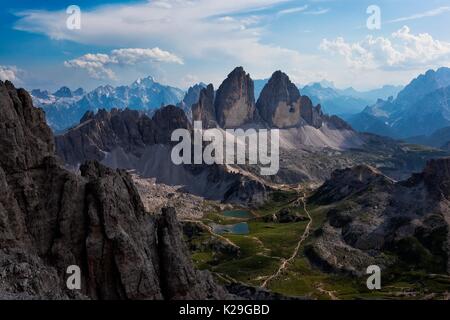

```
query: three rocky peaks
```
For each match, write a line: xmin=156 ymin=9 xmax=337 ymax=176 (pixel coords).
xmin=192 ymin=67 xmax=324 ymax=129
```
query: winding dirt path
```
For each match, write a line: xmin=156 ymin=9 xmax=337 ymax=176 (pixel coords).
xmin=261 ymin=190 xmax=313 ymax=289
xmin=316 ymin=283 xmax=339 ymax=300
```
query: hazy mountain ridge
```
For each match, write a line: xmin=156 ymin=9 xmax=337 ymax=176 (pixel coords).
xmin=301 ymin=83 xmax=403 ymax=117
xmin=349 ymin=67 xmax=450 ymax=139
xmin=32 ymin=76 xmax=185 ymax=132
xmin=177 ymin=82 xmax=207 ymax=120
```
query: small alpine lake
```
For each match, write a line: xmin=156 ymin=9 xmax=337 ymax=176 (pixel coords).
xmin=210 ymin=222 xmax=250 ymax=235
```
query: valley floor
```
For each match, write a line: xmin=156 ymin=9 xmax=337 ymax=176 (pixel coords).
xmin=183 ymin=187 xmax=450 ymax=300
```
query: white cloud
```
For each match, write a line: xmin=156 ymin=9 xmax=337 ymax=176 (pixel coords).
xmin=217 ymin=14 xmax=263 ymax=31
xmin=13 ymin=0 xmax=290 ymax=47
xmin=388 ymin=6 xmax=450 ymax=23
xmin=277 ymin=5 xmax=329 ymax=17
xmin=111 ymin=48 xmax=183 ymax=65
xmin=64 ymin=48 xmax=183 ymax=80
xmin=14 ymin=0 xmax=315 ymax=85
xmin=320 ymin=26 xmax=450 ymax=70
xmin=277 ymin=5 xmax=308 ymax=16
xmin=11 ymin=0 xmax=357 ymax=89
xmin=303 ymin=8 xmax=330 ymax=15
xmin=0 ymin=65 xmax=21 ymax=82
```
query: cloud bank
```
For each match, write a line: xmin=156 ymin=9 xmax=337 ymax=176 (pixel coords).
xmin=64 ymin=48 xmax=183 ymax=79
xmin=320 ymin=26 xmax=450 ymax=70
xmin=14 ymin=0 xmax=316 ymax=85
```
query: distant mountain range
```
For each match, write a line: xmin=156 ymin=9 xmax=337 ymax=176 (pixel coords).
xmin=254 ymin=79 xmax=269 ymax=100
xmin=177 ymin=82 xmax=207 ymax=120
xmin=34 ymin=74 xmax=404 ymax=133
xmin=33 ymin=67 xmax=450 ymax=145
xmin=348 ymin=67 xmax=450 ymax=139
xmin=31 ymin=76 xmax=185 ymax=132
xmin=301 ymin=83 xmax=403 ymax=117
xmin=253 ymin=79 xmax=402 ymax=117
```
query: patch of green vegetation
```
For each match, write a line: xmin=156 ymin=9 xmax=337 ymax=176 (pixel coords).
xmin=192 ymin=251 xmax=214 ymax=270
xmin=213 ymin=255 xmax=280 ymax=285
xmin=253 ymin=191 xmax=298 ymax=217
xmin=307 ymin=205 xmax=328 ymax=231
xmin=248 ymin=221 xmax=307 ymax=258
xmin=401 ymin=143 xmax=443 ymax=153
xmin=388 ymin=237 xmax=446 ymax=274
xmin=225 ymin=235 xmax=264 ymax=257
xmin=203 ymin=212 xmax=241 ymax=225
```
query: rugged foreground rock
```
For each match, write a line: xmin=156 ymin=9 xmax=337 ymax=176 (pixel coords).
xmin=307 ymin=161 xmax=450 ymax=276
xmin=0 ymin=80 xmax=229 ymax=300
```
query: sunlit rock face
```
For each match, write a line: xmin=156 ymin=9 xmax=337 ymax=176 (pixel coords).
xmin=256 ymin=71 xmax=302 ymax=129
xmin=214 ymin=67 xmax=256 ymax=129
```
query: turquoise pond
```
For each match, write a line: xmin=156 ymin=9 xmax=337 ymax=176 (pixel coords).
xmin=221 ymin=210 xmax=253 ymax=219
xmin=211 ymin=222 xmax=249 ymax=235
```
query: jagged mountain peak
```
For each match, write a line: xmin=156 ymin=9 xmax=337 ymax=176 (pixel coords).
xmin=214 ymin=66 xmax=255 ymax=128
xmin=396 ymin=66 xmax=450 ymax=104
xmin=94 ymin=84 xmax=115 ymax=92
xmin=178 ymin=82 xmax=207 ymax=119
xmin=349 ymin=67 xmax=450 ymax=138
xmin=73 ymin=87 xmax=85 ymax=96
xmin=132 ymin=75 xmax=156 ymax=87
xmin=191 ymin=83 xmax=216 ymax=128
xmin=53 ymin=86 xmax=73 ymax=98
xmin=256 ymin=70 xmax=302 ymax=128
xmin=229 ymin=66 xmax=246 ymax=75
xmin=31 ymin=88 xmax=50 ymax=99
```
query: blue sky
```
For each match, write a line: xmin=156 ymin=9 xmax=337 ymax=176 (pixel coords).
xmin=1 ymin=0 xmax=450 ymax=91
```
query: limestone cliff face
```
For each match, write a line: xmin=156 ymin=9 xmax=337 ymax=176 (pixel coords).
xmin=299 ymin=96 xmax=323 ymax=129
xmin=0 ymin=80 xmax=228 ymax=300
xmin=255 ymin=70 xmax=331 ymax=129
xmin=191 ymin=84 xmax=217 ymax=128
xmin=256 ymin=71 xmax=302 ymax=128
xmin=214 ymin=67 xmax=256 ymax=128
